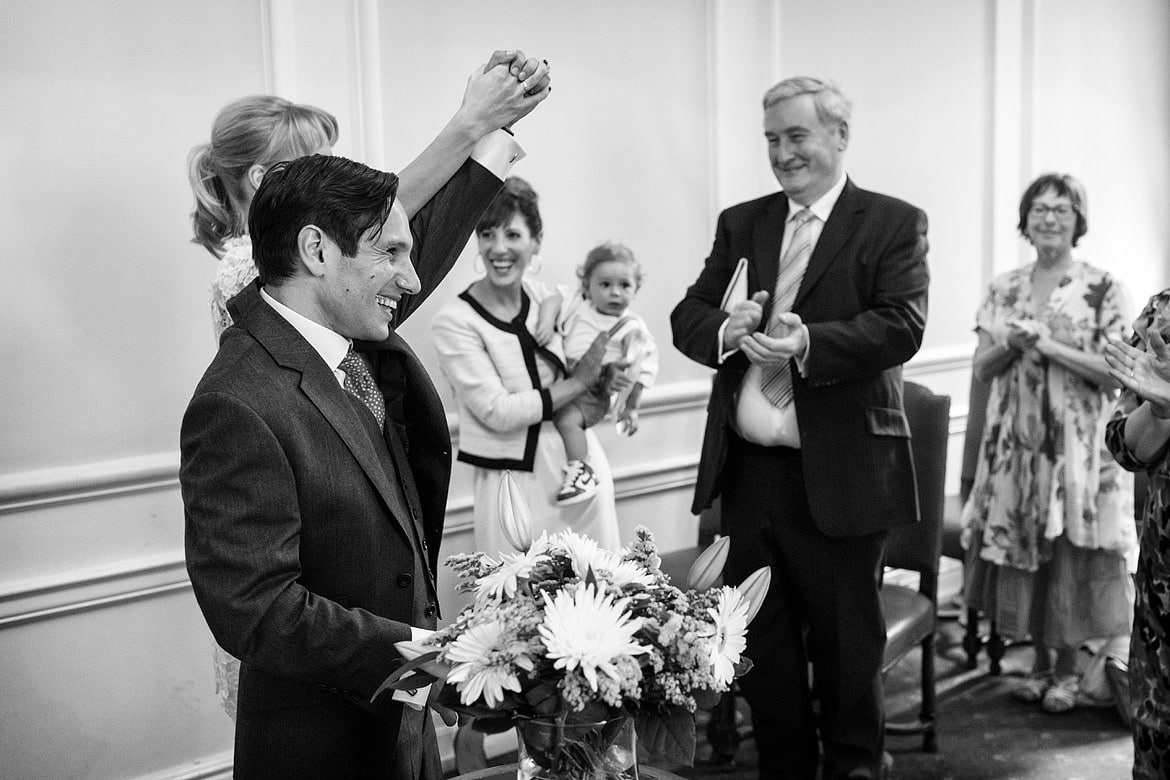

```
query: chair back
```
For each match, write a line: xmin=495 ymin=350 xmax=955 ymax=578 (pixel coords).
xmin=959 ymin=371 xmax=990 ymax=503
xmin=884 ymin=381 xmax=950 ymax=581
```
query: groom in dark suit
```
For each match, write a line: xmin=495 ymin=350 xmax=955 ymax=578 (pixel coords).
xmin=180 ymin=139 xmax=522 ymax=775
xmin=671 ymin=77 xmax=929 ymax=779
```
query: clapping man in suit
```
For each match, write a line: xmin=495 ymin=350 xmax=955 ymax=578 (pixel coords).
xmin=671 ymin=77 xmax=929 ymax=779
xmin=180 ymin=58 xmax=547 ymax=779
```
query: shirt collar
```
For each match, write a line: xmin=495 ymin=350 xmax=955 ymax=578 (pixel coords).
xmin=260 ymin=286 xmax=351 ymax=373
xmin=787 ymin=172 xmax=847 ymax=224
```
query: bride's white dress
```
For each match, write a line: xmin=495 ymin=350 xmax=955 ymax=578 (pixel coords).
xmin=207 ymin=235 xmax=256 ymax=720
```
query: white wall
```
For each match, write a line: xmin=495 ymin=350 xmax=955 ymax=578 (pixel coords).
xmin=1 ymin=1 xmax=1167 ymax=777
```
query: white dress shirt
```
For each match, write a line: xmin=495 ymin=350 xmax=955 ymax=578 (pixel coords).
xmin=731 ymin=173 xmax=847 ymax=448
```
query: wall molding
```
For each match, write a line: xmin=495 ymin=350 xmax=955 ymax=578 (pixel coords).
xmin=989 ymin=0 xmax=1035 ymax=279
xmin=138 ymin=751 xmax=232 ymax=780
xmin=0 ymin=354 xmax=973 ymax=629
xmin=0 ymin=347 xmax=972 ymax=517
xmin=0 ymin=553 xmax=190 ymax=629
xmin=0 ymin=452 xmax=180 ymax=515
xmin=350 ymin=0 xmax=385 ymax=170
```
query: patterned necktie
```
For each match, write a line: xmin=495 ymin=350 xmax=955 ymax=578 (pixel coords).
xmin=759 ymin=208 xmax=816 ymax=407
xmin=339 ymin=348 xmax=386 ymax=428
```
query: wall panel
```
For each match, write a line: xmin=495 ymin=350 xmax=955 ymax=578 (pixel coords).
xmin=0 ymin=0 xmax=266 ymax=474
xmin=383 ymin=0 xmax=715 ymax=390
xmin=1031 ymin=0 xmax=1170 ymax=303
xmin=776 ymin=0 xmax=992 ymax=355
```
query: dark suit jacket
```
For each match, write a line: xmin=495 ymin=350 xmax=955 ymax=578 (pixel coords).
xmin=671 ymin=178 xmax=930 ymax=537
xmin=180 ymin=157 xmax=502 ymax=774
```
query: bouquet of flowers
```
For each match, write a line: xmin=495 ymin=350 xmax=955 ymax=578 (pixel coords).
xmin=387 ymin=474 xmax=770 ymax=778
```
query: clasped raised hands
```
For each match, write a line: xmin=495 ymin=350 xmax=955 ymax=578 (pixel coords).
xmin=459 ymin=49 xmax=551 ymax=134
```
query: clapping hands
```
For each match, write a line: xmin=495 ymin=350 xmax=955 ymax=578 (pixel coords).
xmin=723 ymin=291 xmax=768 ymax=353
xmin=1105 ymin=329 xmax=1170 ymax=418
xmin=1006 ymin=319 xmax=1043 ymax=352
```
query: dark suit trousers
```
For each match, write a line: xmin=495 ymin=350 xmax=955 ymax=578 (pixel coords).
xmin=723 ymin=435 xmax=887 ymax=780
xmin=233 ymin=666 xmax=442 ymax=780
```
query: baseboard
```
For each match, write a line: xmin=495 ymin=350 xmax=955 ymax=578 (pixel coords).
xmin=135 ymin=751 xmax=233 ymax=780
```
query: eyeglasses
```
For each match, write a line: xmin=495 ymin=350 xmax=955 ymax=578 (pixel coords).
xmin=1028 ymin=203 xmax=1076 ymax=219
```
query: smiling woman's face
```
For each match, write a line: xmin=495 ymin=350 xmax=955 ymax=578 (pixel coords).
xmin=1025 ymin=187 xmax=1077 ymax=259
xmin=476 ymin=212 xmax=541 ymax=292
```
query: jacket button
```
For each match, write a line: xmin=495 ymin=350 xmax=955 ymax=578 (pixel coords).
xmin=397 ymin=574 xmax=412 ymax=587
xmin=424 ymin=604 xmax=437 ymax=618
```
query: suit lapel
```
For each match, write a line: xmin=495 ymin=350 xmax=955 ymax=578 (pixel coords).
xmin=359 ymin=334 xmax=437 ymax=557
xmin=231 ymin=284 xmax=416 ymax=539
xmin=795 ymin=179 xmax=862 ymax=309
xmin=754 ymin=195 xmax=789 ymax=318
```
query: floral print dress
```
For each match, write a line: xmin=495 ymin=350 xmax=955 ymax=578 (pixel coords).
xmin=211 ymin=235 xmax=256 ymax=339
xmin=207 ymin=235 xmax=255 ymax=719
xmin=1105 ymin=288 xmax=1170 ymax=777
xmin=961 ymin=260 xmax=1136 ymax=642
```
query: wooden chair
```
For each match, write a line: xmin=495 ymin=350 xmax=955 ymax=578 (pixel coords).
xmin=940 ymin=368 xmax=1011 ymax=672
xmin=880 ymin=380 xmax=950 ymax=753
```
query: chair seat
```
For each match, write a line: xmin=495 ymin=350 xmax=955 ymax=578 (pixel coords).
xmin=881 ymin=584 xmax=934 ymax=672
xmin=657 ymin=545 xmax=723 ymax=589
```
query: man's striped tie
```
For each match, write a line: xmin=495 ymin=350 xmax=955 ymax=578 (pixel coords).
xmin=759 ymin=208 xmax=815 ymax=407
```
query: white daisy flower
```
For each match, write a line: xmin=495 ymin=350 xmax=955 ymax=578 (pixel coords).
xmin=555 ymin=530 xmax=616 ymax=580
xmin=539 ymin=582 xmax=649 ymax=691
xmin=475 ymin=547 xmax=548 ymax=605
xmin=443 ymin=622 xmax=532 ymax=707
xmin=707 ymin=586 xmax=750 ymax=687
xmin=604 ymin=557 xmax=657 ymax=589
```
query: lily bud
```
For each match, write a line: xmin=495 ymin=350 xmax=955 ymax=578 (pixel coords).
xmin=686 ymin=536 xmax=730 ymax=591
xmin=738 ymin=566 xmax=772 ymax=626
xmin=498 ymin=471 xmax=533 ymax=552
xmin=395 ymin=639 xmax=451 ymax=680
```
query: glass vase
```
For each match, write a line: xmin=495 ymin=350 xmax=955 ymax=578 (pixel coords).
xmin=514 ymin=716 xmax=639 ymax=780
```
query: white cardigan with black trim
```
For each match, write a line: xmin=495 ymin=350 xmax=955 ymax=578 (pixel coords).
xmin=431 ymin=282 xmax=566 ymax=471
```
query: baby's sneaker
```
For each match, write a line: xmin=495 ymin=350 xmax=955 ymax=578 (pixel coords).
xmin=556 ymin=460 xmax=600 ymax=505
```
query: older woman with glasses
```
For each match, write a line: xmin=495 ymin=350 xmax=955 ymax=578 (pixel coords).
xmin=960 ymin=172 xmax=1137 ymax=714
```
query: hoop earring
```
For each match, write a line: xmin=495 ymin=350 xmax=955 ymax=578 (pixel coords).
xmin=473 ymin=254 xmax=485 ymax=275
xmin=527 ymin=254 xmax=542 ymax=275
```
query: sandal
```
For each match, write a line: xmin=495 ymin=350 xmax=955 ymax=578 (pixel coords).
xmin=1012 ymin=673 xmax=1052 ymax=703
xmin=1041 ymin=675 xmax=1080 ymax=714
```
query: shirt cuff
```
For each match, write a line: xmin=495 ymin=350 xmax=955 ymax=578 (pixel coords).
xmin=471 ymin=129 xmax=526 ymax=180
xmin=716 ymin=318 xmax=738 ymax=364
xmin=388 ymin=627 xmax=436 ymax=709
xmin=794 ymin=325 xmax=811 ymax=375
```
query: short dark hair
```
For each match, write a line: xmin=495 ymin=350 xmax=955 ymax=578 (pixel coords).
xmin=249 ymin=154 xmax=399 ymax=284
xmin=476 ymin=176 xmax=542 ymax=238
xmin=1018 ymin=172 xmax=1088 ymax=247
